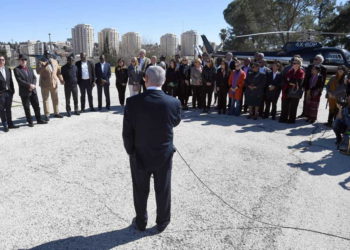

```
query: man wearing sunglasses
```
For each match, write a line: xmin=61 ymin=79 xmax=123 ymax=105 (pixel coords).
xmin=14 ymin=54 xmax=47 ymax=127
xmin=0 ymin=55 xmax=18 ymax=132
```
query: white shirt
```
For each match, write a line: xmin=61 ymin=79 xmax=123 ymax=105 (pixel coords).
xmin=81 ymin=61 xmax=89 ymax=80
xmin=0 ymin=66 xmax=6 ymax=81
xmin=273 ymin=71 xmax=278 ymax=80
xmin=138 ymin=58 xmax=144 ymax=71
xmin=100 ymin=62 xmax=105 ymax=73
xmin=147 ymin=86 xmax=162 ymax=90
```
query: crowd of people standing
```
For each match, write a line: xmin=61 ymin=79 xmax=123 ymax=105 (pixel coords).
xmin=1 ymin=49 xmax=350 ymax=151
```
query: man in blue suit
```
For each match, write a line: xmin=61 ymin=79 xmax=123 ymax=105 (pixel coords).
xmin=95 ymin=55 xmax=111 ymax=110
xmin=122 ymin=66 xmax=181 ymax=232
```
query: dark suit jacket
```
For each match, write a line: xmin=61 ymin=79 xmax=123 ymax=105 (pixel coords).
xmin=0 ymin=67 xmax=15 ymax=94
xmin=14 ymin=66 xmax=37 ymax=97
xmin=95 ymin=62 xmax=111 ymax=84
xmin=265 ymin=71 xmax=283 ymax=101
xmin=75 ymin=60 xmax=95 ymax=84
xmin=123 ymin=89 xmax=181 ymax=170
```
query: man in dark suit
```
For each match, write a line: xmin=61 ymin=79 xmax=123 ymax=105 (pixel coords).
xmin=122 ymin=66 xmax=181 ymax=232
xmin=76 ymin=52 xmax=95 ymax=112
xmin=0 ymin=55 xmax=18 ymax=132
xmin=95 ymin=55 xmax=111 ymax=110
xmin=13 ymin=54 xmax=47 ymax=127
xmin=61 ymin=55 xmax=80 ymax=117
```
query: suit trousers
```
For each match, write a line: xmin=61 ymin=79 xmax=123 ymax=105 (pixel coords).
xmin=116 ymin=83 xmax=127 ymax=106
xmin=280 ymin=97 xmax=300 ymax=123
xmin=264 ymin=99 xmax=278 ymax=118
xmin=217 ymin=89 xmax=227 ymax=113
xmin=41 ymin=85 xmax=59 ymax=116
xmin=20 ymin=92 xmax=42 ymax=124
xmin=78 ymin=79 xmax=94 ymax=110
xmin=203 ymin=85 xmax=214 ymax=109
xmin=130 ymin=154 xmax=172 ymax=228
xmin=178 ymin=81 xmax=190 ymax=106
xmin=191 ymin=85 xmax=203 ymax=108
xmin=97 ymin=83 xmax=111 ymax=109
xmin=64 ymin=85 xmax=79 ymax=112
xmin=0 ymin=92 xmax=13 ymax=126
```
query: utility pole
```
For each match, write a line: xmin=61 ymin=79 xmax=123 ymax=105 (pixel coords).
xmin=48 ymin=33 xmax=52 ymax=51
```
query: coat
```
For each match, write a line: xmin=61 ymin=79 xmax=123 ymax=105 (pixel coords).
xmin=245 ymin=71 xmax=267 ymax=106
xmin=76 ymin=60 xmax=95 ymax=85
xmin=127 ymin=65 xmax=142 ymax=85
xmin=122 ymin=89 xmax=181 ymax=170
xmin=36 ymin=58 xmax=63 ymax=88
xmin=14 ymin=66 xmax=37 ymax=97
xmin=190 ymin=66 xmax=202 ymax=86
xmin=0 ymin=67 xmax=15 ymax=95
xmin=265 ymin=71 xmax=283 ymax=101
xmin=228 ymin=69 xmax=246 ymax=100
xmin=95 ymin=62 xmax=111 ymax=85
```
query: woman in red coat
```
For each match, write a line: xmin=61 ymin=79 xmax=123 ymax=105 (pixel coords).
xmin=279 ymin=57 xmax=305 ymax=124
xmin=228 ymin=60 xmax=246 ymax=116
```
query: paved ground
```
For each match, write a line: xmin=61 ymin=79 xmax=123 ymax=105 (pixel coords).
xmin=0 ymin=73 xmax=350 ymax=250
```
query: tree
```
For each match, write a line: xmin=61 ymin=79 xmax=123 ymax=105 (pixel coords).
xmin=222 ymin=0 xmax=338 ymax=51
xmin=102 ymin=35 xmax=117 ymax=66
xmin=323 ymin=1 xmax=350 ymax=49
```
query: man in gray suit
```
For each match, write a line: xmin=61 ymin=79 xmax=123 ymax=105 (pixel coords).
xmin=138 ymin=49 xmax=150 ymax=92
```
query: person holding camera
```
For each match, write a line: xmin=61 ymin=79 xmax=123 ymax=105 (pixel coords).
xmin=325 ymin=65 xmax=348 ymax=127
xmin=333 ymin=96 xmax=350 ymax=150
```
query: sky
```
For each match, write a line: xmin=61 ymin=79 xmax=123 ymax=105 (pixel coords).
xmin=1 ymin=0 xmax=232 ymax=45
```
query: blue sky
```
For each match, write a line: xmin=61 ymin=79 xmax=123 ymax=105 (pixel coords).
xmin=2 ymin=0 xmax=232 ymax=44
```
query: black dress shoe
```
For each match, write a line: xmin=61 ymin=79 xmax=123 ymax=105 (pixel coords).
xmin=98 ymin=107 xmax=102 ymax=111
xmin=37 ymin=120 xmax=47 ymax=124
xmin=54 ymin=114 xmax=63 ymax=118
xmin=132 ymin=217 xmax=146 ymax=231
xmin=28 ymin=123 xmax=34 ymax=127
xmin=90 ymin=107 xmax=96 ymax=112
xmin=4 ymin=126 xmax=9 ymax=132
xmin=74 ymin=111 xmax=80 ymax=116
xmin=66 ymin=112 xmax=71 ymax=117
xmin=156 ymin=222 xmax=169 ymax=233
xmin=44 ymin=115 xmax=50 ymax=122
xmin=106 ymin=106 xmax=110 ymax=110
xmin=81 ymin=109 xmax=85 ymax=113
xmin=8 ymin=124 xmax=19 ymax=129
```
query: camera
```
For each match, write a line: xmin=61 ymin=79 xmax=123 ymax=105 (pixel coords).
xmin=337 ymin=96 xmax=348 ymax=108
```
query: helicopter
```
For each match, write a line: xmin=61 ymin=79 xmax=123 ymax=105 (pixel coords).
xmin=201 ymin=30 xmax=350 ymax=73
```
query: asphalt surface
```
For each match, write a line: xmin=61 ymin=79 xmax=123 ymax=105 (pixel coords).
xmin=0 ymin=74 xmax=349 ymax=250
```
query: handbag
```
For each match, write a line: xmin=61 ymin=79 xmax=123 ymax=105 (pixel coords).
xmin=287 ymin=87 xmax=303 ymax=99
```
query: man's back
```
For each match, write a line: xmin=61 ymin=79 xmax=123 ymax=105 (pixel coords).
xmin=123 ymin=89 xmax=181 ymax=170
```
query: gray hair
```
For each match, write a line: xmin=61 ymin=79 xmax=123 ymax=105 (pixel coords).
xmin=145 ymin=66 xmax=165 ymax=86
xmin=314 ymin=54 xmax=324 ymax=63
xmin=139 ymin=49 xmax=146 ymax=54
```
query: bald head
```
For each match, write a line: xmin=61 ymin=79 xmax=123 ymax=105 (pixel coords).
xmin=145 ymin=66 xmax=166 ymax=87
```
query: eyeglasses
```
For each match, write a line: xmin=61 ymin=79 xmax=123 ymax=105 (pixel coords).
xmin=0 ymin=59 xmax=5 ymax=61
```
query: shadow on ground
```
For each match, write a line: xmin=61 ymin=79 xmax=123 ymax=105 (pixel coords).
xmin=29 ymin=225 xmax=159 ymax=250
xmin=288 ymin=136 xmax=350 ymax=191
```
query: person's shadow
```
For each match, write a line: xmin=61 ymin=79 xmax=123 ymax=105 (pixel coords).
xmin=29 ymin=224 xmax=159 ymax=250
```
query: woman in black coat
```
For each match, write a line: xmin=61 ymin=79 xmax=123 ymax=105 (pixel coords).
xmin=202 ymin=58 xmax=216 ymax=113
xmin=178 ymin=57 xmax=191 ymax=110
xmin=216 ymin=61 xmax=229 ymax=114
xmin=115 ymin=59 xmax=128 ymax=106
xmin=165 ymin=59 xmax=179 ymax=97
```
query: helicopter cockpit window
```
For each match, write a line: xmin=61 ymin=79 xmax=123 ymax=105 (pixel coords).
xmin=343 ymin=50 xmax=350 ymax=63
xmin=323 ymin=52 xmax=345 ymax=65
